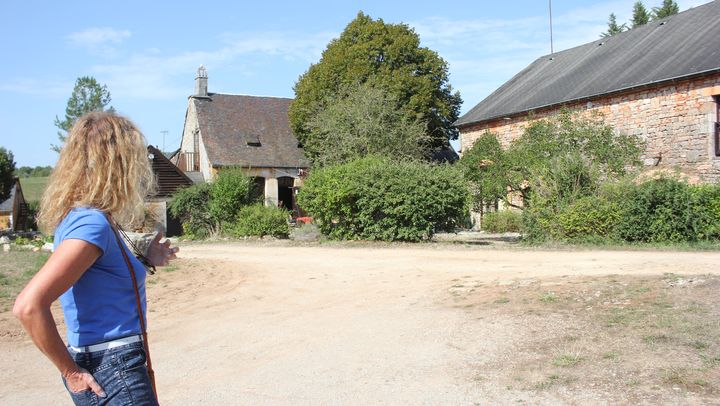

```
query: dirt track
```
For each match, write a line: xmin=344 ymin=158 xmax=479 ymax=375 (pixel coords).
xmin=1 ymin=243 xmax=719 ymax=405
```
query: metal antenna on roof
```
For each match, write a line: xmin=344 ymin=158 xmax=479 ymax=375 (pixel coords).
xmin=549 ymin=0 xmax=554 ymax=55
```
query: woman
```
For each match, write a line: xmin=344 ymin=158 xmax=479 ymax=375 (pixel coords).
xmin=13 ymin=112 xmax=177 ymax=405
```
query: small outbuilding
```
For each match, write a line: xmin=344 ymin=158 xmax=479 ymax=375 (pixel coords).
xmin=0 ymin=178 xmax=28 ymax=231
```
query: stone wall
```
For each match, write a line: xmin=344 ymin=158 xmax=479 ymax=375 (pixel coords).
xmin=459 ymin=73 xmax=720 ymax=182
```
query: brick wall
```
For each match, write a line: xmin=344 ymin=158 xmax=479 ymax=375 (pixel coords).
xmin=459 ymin=73 xmax=720 ymax=182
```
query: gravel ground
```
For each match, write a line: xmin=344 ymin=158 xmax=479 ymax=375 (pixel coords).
xmin=1 ymin=243 xmax=718 ymax=405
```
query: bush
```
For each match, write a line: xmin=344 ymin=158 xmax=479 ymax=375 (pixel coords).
xmin=208 ymin=168 xmax=254 ymax=224
xmin=481 ymin=211 xmax=522 ymax=233
xmin=616 ymin=178 xmax=720 ymax=243
xmin=228 ymin=204 xmax=289 ymax=238
xmin=168 ymin=183 xmax=213 ymax=238
xmin=297 ymin=156 xmax=469 ymax=241
xmin=169 ymin=169 xmax=255 ymax=238
xmin=557 ymin=196 xmax=622 ymax=240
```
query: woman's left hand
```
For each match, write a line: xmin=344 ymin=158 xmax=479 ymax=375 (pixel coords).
xmin=145 ymin=232 xmax=178 ymax=267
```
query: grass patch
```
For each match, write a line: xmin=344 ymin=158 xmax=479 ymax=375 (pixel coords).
xmin=539 ymin=292 xmax=559 ymax=304
xmin=18 ymin=177 xmax=49 ymax=203
xmin=0 ymin=250 xmax=50 ymax=311
xmin=602 ymin=351 xmax=619 ymax=360
xmin=552 ymin=353 xmax=583 ymax=367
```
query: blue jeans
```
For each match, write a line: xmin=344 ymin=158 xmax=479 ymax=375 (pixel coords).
xmin=62 ymin=341 xmax=158 ymax=406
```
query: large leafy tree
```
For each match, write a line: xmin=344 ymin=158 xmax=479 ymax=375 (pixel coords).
xmin=53 ymin=76 xmax=113 ymax=152
xmin=289 ymin=12 xmax=462 ymax=157
xmin=601 ymin=13 xmax=627 ymax=37
xmin=461 ymin=110 xmax=644 ymax=210
xmin=631 ymin=1 xmax=651 ymax=27
xmin=0 ymin=147 xmax=16 ymax=202
xmin=303 ymin=82 xmax=429 ymax=166
xmin=652 ymin=0 xmax=680 ymax=20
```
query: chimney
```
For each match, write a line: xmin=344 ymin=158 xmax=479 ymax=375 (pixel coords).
xmin=194 ymin=65 xmax=208 ymax=97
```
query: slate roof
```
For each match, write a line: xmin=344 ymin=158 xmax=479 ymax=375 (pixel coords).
xmin=456 ymin=1 xmax=720 ymax=127
xmin=193 ymin=94 xmax=310 ymax=169
xmin=0 ymin=185 xmax=15 ymax=212
xmin=0 ymin=179 xmax=20 ymax=212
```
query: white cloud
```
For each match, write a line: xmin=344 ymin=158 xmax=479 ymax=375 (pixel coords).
xmin=66 ymin=27 xmax=132 ymax=57
xmin=0 ymin=78 xmax=72 ymax=98
xmin=87 ymin=30 xmax=337 ymax=100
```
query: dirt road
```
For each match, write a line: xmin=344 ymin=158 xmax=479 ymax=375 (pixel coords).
xmin=1 ymin=243 xmax=718 ymax=405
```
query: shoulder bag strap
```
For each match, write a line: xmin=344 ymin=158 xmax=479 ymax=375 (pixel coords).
xmin=107 ymin=214 xmax=159 ymax=402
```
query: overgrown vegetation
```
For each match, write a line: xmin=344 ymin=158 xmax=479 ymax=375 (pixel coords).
xmin=169 ymin=169 xmax=289 ymax=239
xmin=462 ymin=109 xmax=720 ymax=245
xmin=297 ymin=156 xmax=469 ymax=241
xmin=228 ymin=204 xmax=289 ymax=238
xmin=0 ymin=147 xmax=16 ymax=202
xmin=480 ymin=211 xmax=523 ymax=233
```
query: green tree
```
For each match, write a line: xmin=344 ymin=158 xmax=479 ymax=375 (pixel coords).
xmin=303 ymin=82 xmax=430 ymax=166
xmin=631 ymin=1 xmax=651 ymax=27
xmin=0 ymin=147 xmax=16 ymax=202
xmin=53 ymin=76 xmax=113 ymax=152
xmin=652 ymin=0 xmax=680 ymax=20
xmin=479 ymin=110 xmax=643 ymax=210
xmin=289 ymin=12 xmax=462 ymax=158
xmin=459 ymin=132 xmax=508 ymax=214
xmin=601 ymin=13 xmax=627 ymax=37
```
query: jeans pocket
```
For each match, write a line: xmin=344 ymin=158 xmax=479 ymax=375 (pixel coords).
xmin=121 ymin=346 xmax=147 ymax=371
xmin=67 ymin=387 xmax=97 ymax=406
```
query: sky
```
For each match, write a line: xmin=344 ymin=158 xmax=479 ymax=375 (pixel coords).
xmin=0 ymin=0 xmax=710 ymax=167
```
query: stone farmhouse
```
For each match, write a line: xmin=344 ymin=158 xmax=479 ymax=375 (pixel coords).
xmin=174 ymin=66 xmax=309 ymax=212
xmin=456 ymin=0 xmax=720 ymax=183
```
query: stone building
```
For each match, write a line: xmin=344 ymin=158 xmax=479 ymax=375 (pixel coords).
xmin=174 ymin=66 xmax=310 ymax=212
xmin=144 ymin=145 xmax=194 ymax=236
xmin=0 ymin=178 xmax=28 ymax=231
xmin=456 ymin=1 xmax=720 ymax=183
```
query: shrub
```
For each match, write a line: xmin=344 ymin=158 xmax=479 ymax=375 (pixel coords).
xmin=557 ymin=196 xmax=622 ymax=240
xmin=228 ymin=204 xmax=289 ymax=238
xmin=617 ymin=178 xmax=720 ymax=242
xmin=168 ymin=183 xmax=213 ymax=238
xmin=169 ymin=169 xmax=255 ymax=238
xmin=208 ymin=168 xmax=254 ymax=224
xmin=297 ymin=156 xmax=469 ymax=241
xmin=481 ymin=211 xmax=523 ymax=233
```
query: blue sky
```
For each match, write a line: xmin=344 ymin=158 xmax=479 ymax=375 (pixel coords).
xmin=0 ymin=0 xmax=709 ymax=167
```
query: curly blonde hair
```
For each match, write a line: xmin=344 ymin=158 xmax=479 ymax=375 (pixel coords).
xmin=39 ymin=112 xmax=155 ymax=233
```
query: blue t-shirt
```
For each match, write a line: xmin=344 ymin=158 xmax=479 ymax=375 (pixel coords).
xmin=55 ymin=207 xmax=147 ymax=347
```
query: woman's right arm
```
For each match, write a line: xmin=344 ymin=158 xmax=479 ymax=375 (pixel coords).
xmin=13 ymin=239 xmax=106 ymax=397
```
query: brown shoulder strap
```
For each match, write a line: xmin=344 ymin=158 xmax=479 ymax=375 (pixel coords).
xmin=107 ymin=214 xmax=158 ymax=402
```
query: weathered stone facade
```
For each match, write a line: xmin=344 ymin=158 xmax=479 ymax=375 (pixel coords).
xmin=460 ymin=73 xmax=720 ymax=182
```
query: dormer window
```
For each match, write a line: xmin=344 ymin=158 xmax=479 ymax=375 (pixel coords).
xmin=246 ymin=133 xmax=261 ymax=147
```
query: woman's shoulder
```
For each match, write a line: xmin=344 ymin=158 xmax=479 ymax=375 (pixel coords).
xmin=55 ymin=207 xmax=111 ymax=241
